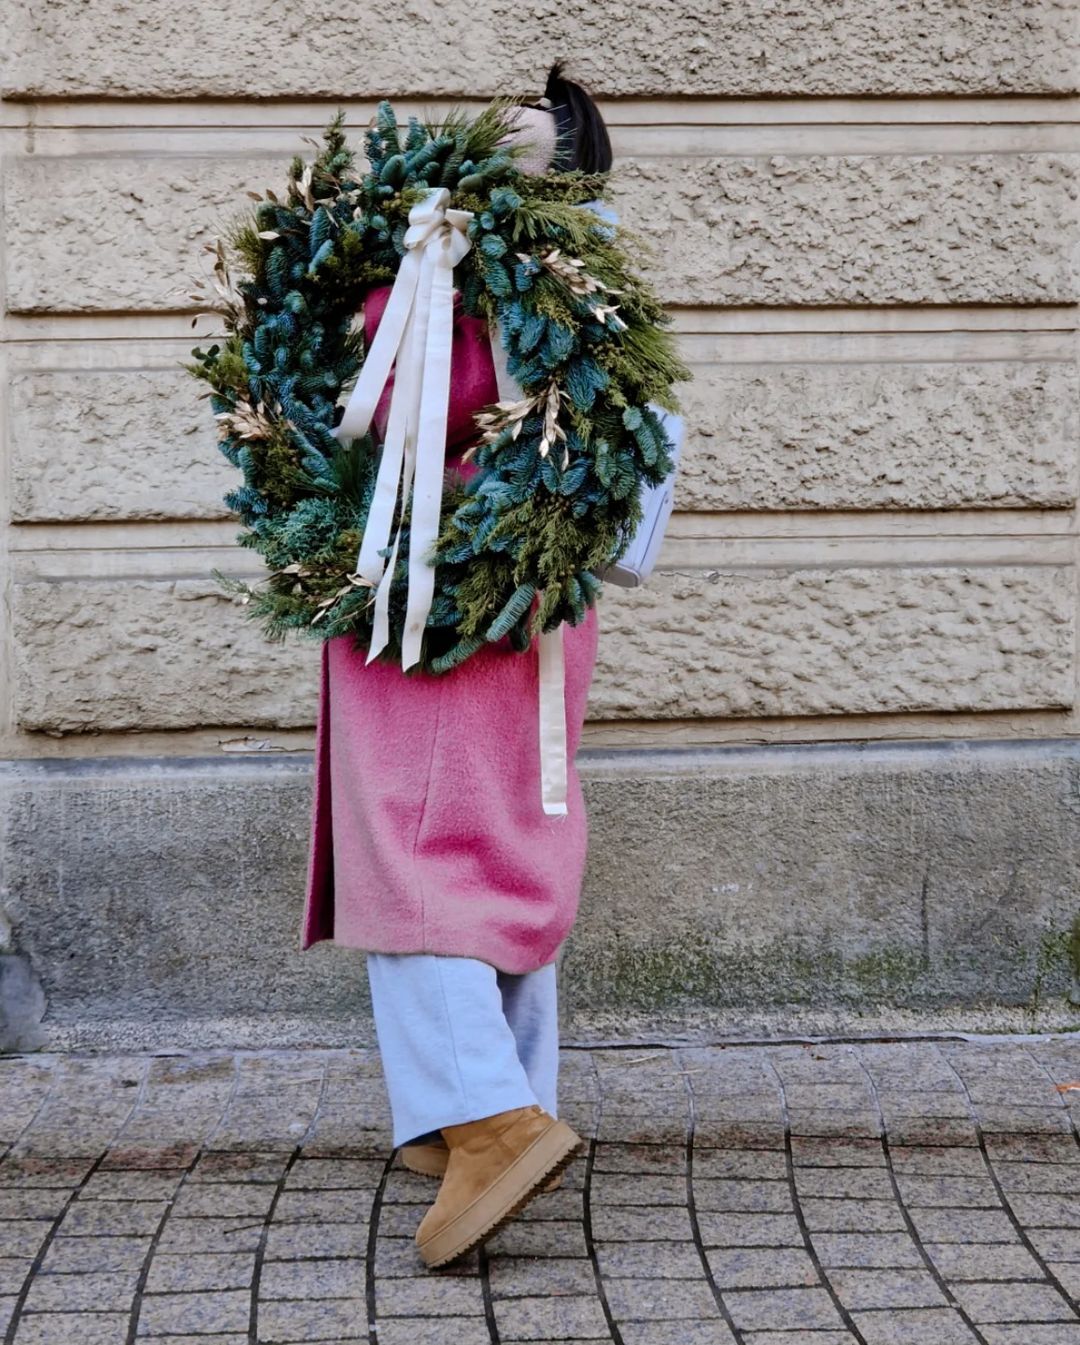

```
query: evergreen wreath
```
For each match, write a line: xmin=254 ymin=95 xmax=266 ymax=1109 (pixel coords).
xmin=185 ymin=100 xmax=690 ymax=674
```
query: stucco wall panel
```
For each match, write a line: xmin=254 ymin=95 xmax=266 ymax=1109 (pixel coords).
xmin=4 ymin=1 xmax=1076 ymax=99
xmin=11 ymin=566 xmax=1074 ymax=732
xmin=6 ymin=153 xmax=1076 ymax=313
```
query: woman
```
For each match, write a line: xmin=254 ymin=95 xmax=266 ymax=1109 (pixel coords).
xmin=299 ymin=64 xmax=614 ymax=1269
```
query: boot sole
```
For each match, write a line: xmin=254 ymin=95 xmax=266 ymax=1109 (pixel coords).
xmin=401 ymin=1143 xmax=564 ymax=1191
xmin=417 ymin=1120 xmax=583 ymax=1268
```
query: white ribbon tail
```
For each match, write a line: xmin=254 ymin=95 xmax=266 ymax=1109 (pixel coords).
xmin=537 ymin=620 xmax=568 ymax=816
xmin=488 ymin=317 xmax=571 ymax=819
xmin=402 ymin=234 xmax=456 ymax=669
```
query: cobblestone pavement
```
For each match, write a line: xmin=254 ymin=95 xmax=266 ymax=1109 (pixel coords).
xmin=1 ymin=1038 xmax=1079 ymax=1345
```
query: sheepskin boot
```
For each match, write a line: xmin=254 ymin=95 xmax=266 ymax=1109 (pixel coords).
xmin=414 ymin=1104 xmax=582 ymax=1267
xmin=401 ymin=1136 xmax=564 ymax=1191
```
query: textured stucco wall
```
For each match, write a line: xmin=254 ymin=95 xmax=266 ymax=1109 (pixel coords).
xmin=1 ymin=2 xmax=1078 ymax=1040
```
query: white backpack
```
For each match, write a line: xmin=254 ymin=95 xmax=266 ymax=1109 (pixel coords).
xmin=579 ymin=199 xmax=681 ymax=588
xmin=593 ymin=405 xmax=683 ymax=587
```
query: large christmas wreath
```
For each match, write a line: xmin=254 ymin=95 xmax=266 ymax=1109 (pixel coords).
xmin=185 ymin=100 xmax=690 ymax=675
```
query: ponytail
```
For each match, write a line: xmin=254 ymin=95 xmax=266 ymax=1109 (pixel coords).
xmin=542 ymin=61 xmax=612 ymax=175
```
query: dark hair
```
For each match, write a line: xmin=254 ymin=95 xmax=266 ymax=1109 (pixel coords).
xmin=535 ymin=61 xmax=612 ymax=175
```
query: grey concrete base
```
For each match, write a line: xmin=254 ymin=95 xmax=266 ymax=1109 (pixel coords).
xmin=2 ymin=739 xmax=1079 ymax=1051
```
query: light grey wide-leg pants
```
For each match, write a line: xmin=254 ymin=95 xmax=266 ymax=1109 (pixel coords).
xmin=366 ymin=952 xmax=560 ymax=1148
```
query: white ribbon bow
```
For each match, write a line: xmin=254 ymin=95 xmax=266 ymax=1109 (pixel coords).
xmin=332 ymin=186 xmax=474 ymax=670
xmin=333 ymin=186 xmax=569 ymax=818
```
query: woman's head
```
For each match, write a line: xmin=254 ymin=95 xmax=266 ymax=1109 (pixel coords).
xmin=503 ymin=61 xmax=612 ymax=176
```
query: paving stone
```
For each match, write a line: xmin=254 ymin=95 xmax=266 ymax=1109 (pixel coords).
xmin=487 ymin=1254 xmax=596 ymax=1296
xmin=78 ymin=1170 xmax=184 ymax=1200
xmin=591 ymin=1240 xmax=701 ymax=1279
xmin=980 ymin=1327 xmax=1080 ymax=1344
xmin=743 ymin=1334 xmax=854 ymax=1345
xmin=852 ymin=1306 xmax=980 ymax=1344
xmin=892 ymin=1174 xmax=1001 ymax=1208
xmin=0 ymin=1221 xmax=56 ymax=1257
xmin=168 ymin=1181 xmax=277 ymax=1218
xmin=260 ymin=1255 xmax=367 ymax=1300
xmin=38 ymin=1234 xmax=151 ymax=1273
xmin=984 ymin=1137 xmax=1080 ymax=1165
xmin=135 ymin=1288 xmax=251 ymax=1335
xmin=907 ymin=1208 xmax=1018 ymax=1243
xmin=21 ymin=1268 xmax=140 ymax=1312
xmin=125 ymin=1338 xmax=248 ymax=1345
xmin=796 ymin=1168 xmax=896 ymax=1200
xmin=13 ymin=1312 xmax=133 ymax=1344
xmin=100 ymin=1142 xmax=199 ymax=1169
xmin=787 ymin=1112 xmax=879 ymax=1139
xmin=694 ymin=1122 xmax=787 ymax=1150
xmin=0 ymin=1158 xmax=94 ymax=1187
xmin=924 ymin=1241 xmax=1044 ymax=1281
xmin=588 ymin=1173 xmax=686 ymax=1205
xmin=801 ymin=1200 xmax=907 ymax=1233
xmin=813 ymin=1233 xmax=923 ymax=1269
xmin=791 ymin=1138 xmax=886 ymax=1168
xmin=189 ymin=1151 xmax=288 ymax=1183
xmin=371 ymin=1237 xmax=422 ymax=1278
xmin=1008 ymin=1195 xmax=1080 ymax=1228
xmin=992 ymin=1163 xmax=1080 ymax=1195
xmin=1051 ymin=1262 xmax=1080 ymax=1299
xmin=693 ymin=1149 xmax=788 ymax=1180
xmin=372 ymin=1320 xmax=490 ymax=1345
xmin=56 ymin=1198 xmax=167 ymax=1236
xmin=874 ymin=1115 xmax=978 ymax=1148
xmin=493 ymin=1294 xmax=610 ymax=1339
xmin=827 ymin=1268 xmax=948 ymax=1310
xmin=1032 ymin=1230 xmax=1080 ymax=1261
xmin=596 ymin=1116 xmax=689 ymax=1145
xmin=977 ymin=1107 xmax=1073 ymax=1134
xmin=263 ymin=1221 xmax=368 ymax=1259
xmin=0 ymin=1189 xmax=70 ymax=1219
xmin=950 ymin=1280 xmax=1077 ymax=1322
xmin=706 ymin=1246 xmax=819 ymax=1288
xmin=591 ymin=1143 xmax=686 ymax=1174
xmin=603 ymin=1276 xmax=720 ymax=1319
xmin=486 ymin=1219 xmax=588 ymax=1258
xmin=590 ymin=1205 xmax=692 ymax=1241
xmin=888 ymin=1147 xmax=986 ymax=1177
xmin=696 ymin=1212 xmax=803 ymax=1247
xmin=256 ymin=1296 xmax=368 ymax=1341
xmin=282 ymin=1157 xmax=388 ymax=1189
xmin=693 ymin=1178 xmax=793 ymax=1213
xmin=725 ymin=1285 xmax=846 ymax=1331
xmin=144 ymin=1250 xmax=254 ymax=1292
xmin=157 ymin=1215 xmax=267 ymax=1254
xmin=618 ymin=1326 xmax=736 ymax=1345
xmin=376 ymin=1275 xmax=480 ymax=1314
xmin=0 ymin=1258 xmax=31 ymax=1296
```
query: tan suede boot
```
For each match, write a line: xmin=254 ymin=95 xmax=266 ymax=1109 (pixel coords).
xmin=414 ymin=1104 xmax=582 ymax=1267
xmin=401 ymin=1135 xmax=564 ymax=1190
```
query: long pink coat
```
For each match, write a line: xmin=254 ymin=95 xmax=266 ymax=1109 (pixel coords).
xmin=299 ymin=286 xmax=600 ymax=973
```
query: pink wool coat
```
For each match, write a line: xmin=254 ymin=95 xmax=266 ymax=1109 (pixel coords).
xmin=299 ymin=285 xmax=601 ymax=973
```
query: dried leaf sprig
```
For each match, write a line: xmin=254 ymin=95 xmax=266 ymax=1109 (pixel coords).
xmin=213 ymin=396 xmax=278 ymax=443
xmin=521 ymin=247 xmax=627 ymax=330
xmin=468 ymin=379 xmax=569 ymax=468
